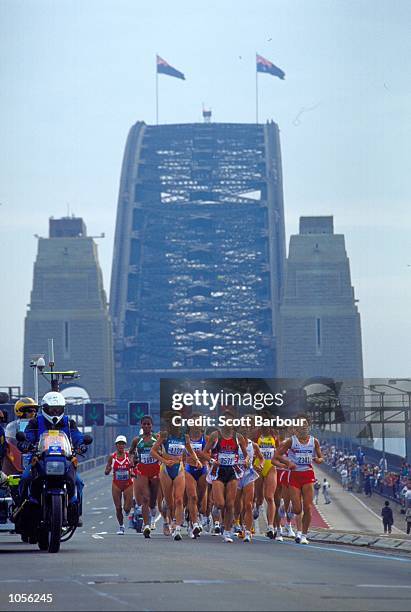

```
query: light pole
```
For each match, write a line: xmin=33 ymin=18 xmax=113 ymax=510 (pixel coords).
xmin=372 ymin=382 xmax=411 ymax=465
xmin=30 ymin=356 xmax=46 ymax=404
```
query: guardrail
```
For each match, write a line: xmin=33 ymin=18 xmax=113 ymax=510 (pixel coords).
xmin=77 ymin=455 xmax=107 ymax=474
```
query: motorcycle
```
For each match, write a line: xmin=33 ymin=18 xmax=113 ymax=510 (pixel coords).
xmin=14 ymin=429 xmax=92 ymax=553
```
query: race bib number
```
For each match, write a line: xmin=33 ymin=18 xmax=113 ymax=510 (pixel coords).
xmin=115 ymin=469 xmax=130 ymax=481
xmin=297 ymin=455 xmax=312 ymax=465
xmin=168 ymin=443 xmax=184 ymax=456
xmin=140 ymin=451 xmax=156 ymax=464
xmin=190 ymin=442 xmax=203 ymax=452
xmin=218 ymin=452 xmax=236 ymax=466
xmin=261 ymin=448 xmax=274 ymax=460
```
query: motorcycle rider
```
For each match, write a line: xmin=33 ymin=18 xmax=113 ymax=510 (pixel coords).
xmin=4 ymin=398 xmax=38 ymax=474
xmin=5 ymin=397 xmax=38 ymax=441
xmin=17 ymin=391 xmax=88 ymax=525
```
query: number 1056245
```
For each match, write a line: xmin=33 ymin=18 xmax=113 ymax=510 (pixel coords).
xmin=9 ymin=594 xmax=53 ymax=604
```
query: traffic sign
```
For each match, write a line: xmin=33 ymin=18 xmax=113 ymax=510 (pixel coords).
xmin=84 ymin=403 xmax=105 ymax=426
xmin=129 ymin=402 xmax=150 ymax=426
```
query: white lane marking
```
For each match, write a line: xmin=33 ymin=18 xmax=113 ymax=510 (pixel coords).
xmin=81 ymin=574 xmax=119 ymax=577
xmin=357 ymin=584 xmax=411 ymax=589
xmin=108 ymin=515 xmax=113 ymax=519
xmin=73 ymin=578 xmax=130 ymax=607
xmin=92 ymin=507 xmax=108 ymax=510
xmin=92 ymin=534 xmax=104 ymax=540
xmin=349 ymin=493 xmax=403 ymax=534
xmin=91 ymin=526 xmax=96 ymax=530
xmin=95 ymin=531 xmax=108 ymax=535
xmin=99 ymin=521 xmax=104 ymax=525
xmin=251 ymin=535 xmax=411 ymax=563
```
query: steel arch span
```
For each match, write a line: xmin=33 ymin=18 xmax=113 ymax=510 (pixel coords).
xmin=110 ymin=121 xmax=286 ymax=419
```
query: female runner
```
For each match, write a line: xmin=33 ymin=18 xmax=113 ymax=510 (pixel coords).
xmin=273 ymin=426 xmax=294 ymax=540
xmin=234 ymin=416 xmax=264 ymax=542
xmin=150 ymin=412 xmax=202 ymax=541
xmin=204 ymin=407 xmax=249 ymax=543
xmin=185 ymin=415 xmax=209 ymax=537
xmin=129 ymin=415 xmax=160 ymax=538
xmin=105 ymin=435 xmax=134 ymax=535
xmin=275 ymin=414 xmax=323 ymax=544
xmin=254 ymin=412 xmax=279 ymax=539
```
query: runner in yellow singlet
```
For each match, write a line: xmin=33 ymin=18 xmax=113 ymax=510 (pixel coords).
xmin=253 ymin=412 xmax=280 ymax=539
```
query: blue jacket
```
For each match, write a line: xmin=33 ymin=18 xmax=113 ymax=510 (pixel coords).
xmin=20 ymin=414 xmax=84 ymax=450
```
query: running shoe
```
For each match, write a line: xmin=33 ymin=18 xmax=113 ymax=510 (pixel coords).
xmin=300 ymin=534 xmax=309 ymax=545
xmin=276 ymin=532 xmax=284 ymax=542
xmin=266 ymin=526 xmax=275 ymax=539
xmin=233 ymin=521 xmax=242 ymax=534
xmin=243 ymin=531 xmax=252 ymax=543
xmin=295 ymin=531 xmax=302 ymax=544
xmin=163 ymin=522 xmax=171 ymax=536
xmin=223 ymin=533 xmax=234 ymax=543
xmin=143 ymin=525 xmax=151 ymax=539
xmin=150 ymin=522 xmax=156 ymax=531
xmin=192 ymin=523 xmax=201 ymax=537
xmin=284 ymin=524 xmax=295 ymax=538
xmin=117 ymin=525 xmax=125 ymax=535
xmin=214 ymin=521 xmax=221 ymax=535
xmin=173 ymin=527 xmax=182 ymax=541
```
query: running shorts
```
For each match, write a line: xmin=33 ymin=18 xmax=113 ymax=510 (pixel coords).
xmin=277 ymin=469 xmax=290 ymax=487
xmin=185 ymin=464 xmax=207 ymax=481
xmin=237 ymin=468 xmax=259 ymax=490
xmin=135 ymin=463 xmax=160 ymax=479
xmin=289 ymin=469 xmax=315 ymax=489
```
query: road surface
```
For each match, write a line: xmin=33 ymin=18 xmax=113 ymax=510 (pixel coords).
xmin=0 ymin=466 xmax=410 ymax=612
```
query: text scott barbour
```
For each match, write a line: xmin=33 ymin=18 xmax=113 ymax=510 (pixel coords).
xmin=171 ymin=390 xmax=285 ymax=411
xmin=171 ymin=414 xmax=305 ymax=428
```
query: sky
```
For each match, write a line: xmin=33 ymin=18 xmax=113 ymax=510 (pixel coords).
xmin=0 ymin=0 xmax=410 ymax=387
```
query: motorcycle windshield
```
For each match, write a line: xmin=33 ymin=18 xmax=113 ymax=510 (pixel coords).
xmin=37 ymin=431 xmax=72 ymax=457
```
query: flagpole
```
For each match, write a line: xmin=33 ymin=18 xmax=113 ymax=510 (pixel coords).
xmin=156 ymin=55 xmax=159 ymax=125
xmin=255 ymin=54 xmax=259 ymax=124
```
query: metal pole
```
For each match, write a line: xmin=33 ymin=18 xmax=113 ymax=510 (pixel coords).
xmin=406 ymin=394 xmax=411 ymax=465
xmin=156 ymin=57 xmax=159 ymax=125
xmin=33 ymin=365 xmax=39 ymax=405
xmin=255 ymin=59 xmax=259 ymax=124
xmin=381 ymin=392 xmax=386 ymax=462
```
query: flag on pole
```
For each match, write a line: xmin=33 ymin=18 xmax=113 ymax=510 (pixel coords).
xmin=156 ymin=55 xmax=185 ymax=80
xmin=256 ymin=54 xmax=285 ymax=80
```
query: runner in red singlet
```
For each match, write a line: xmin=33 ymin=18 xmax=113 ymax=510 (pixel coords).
xmin=105 ymin=435 xmax=134 ymax=534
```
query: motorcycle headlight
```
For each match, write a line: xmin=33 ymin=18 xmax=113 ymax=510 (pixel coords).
xmin=45 ymin=461 xmax=65 ymax=475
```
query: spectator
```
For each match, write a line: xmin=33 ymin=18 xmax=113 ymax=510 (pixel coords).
xmin=364 ymin=473 xmax=372 ymax=497
xmin=314 ymin=479 xmax=321 ymax=504
xmin=340 ymin=466 xmax=348 ymax=490
xmin=356 ymin=446 xmax=365 ymax=466
xmin=322 ymin=478 xmax=331 ymax=504
xmin=381 ymin=500 xmax=394 ymax=534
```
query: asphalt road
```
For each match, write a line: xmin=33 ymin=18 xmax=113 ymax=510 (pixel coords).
xmin=1 ymin=466 xmax=410 ymax=612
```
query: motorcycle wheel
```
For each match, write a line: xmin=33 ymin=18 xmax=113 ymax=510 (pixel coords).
xmin=38 ymin=529 xmax=49 ymax=551
xmin=48 ymin=495 xmax=62 ymax=553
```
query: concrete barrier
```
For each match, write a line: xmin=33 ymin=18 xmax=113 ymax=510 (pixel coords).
xmin=77 ymin=455 xmax=107 ymax=473
xmin=307 ymin=529 xmax=411 ymax=553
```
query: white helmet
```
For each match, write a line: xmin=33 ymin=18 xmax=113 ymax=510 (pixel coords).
xmin=41 ymin=391 xmax=66 ymax=426
xmin=115 ymin=435 xmax=127 ymax=445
